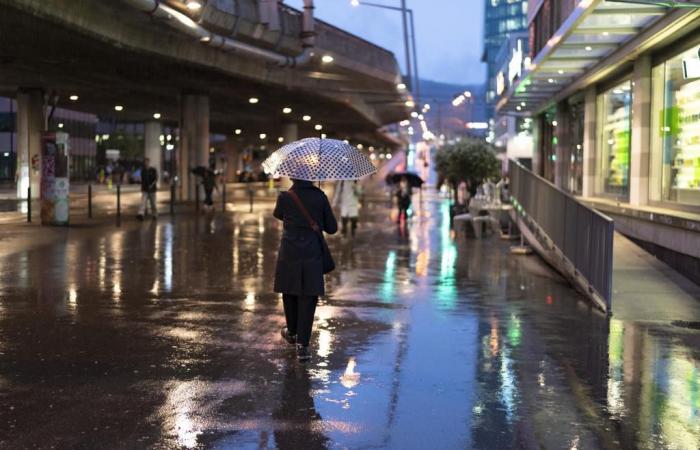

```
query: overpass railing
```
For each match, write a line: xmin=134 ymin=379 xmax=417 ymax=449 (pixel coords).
xmin=509 ymin=160 xmax=614 ymax=313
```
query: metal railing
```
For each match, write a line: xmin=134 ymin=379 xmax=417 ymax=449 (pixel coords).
xmin=509 ymin=160 xmax=614 ymax=312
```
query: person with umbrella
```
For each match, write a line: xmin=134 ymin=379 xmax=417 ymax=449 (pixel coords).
xmin=137 ymin=157 xmax=158 ymax=220
xmin=263 ymin=138 xmax=375 ymax=362
xmin=387 ymin=172 xmax=422 ymax=224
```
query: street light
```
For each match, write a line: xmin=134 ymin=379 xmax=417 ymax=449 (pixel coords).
xmin=350 ymin=1 xmax=419 ymax=102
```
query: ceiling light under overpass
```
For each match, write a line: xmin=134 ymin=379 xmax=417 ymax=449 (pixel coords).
xmin=282 ymin=107 xmax=292 ymax=114
xmin=259 ymin=133 xmax=267 ymax=140
xmin=397 ymin=83 xmax=406 ymax=90
xmin=302 ymin=115 xmax=311 ymax=122
xmin=314 ymin=124 xmax=323 ymax=131
xmin=321 ymin=55 xmax=334 ymax=64
xmin=186 ymin=1 xmax=203 ymax=11
xmin=249 ymin=97 xmax=259 ymax=104
xmin=114 ymin=105 xmax=124 ymax=111
xmin=69 ymin=95 xmax=79 ymax=101
xmin=153 ymin=113 xmax=161 ymax=119
xmin=235 ymin=129 xmax=242 ymax=135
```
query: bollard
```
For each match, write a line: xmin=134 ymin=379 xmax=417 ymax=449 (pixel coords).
xmin=221 ymin=181 xmax=226 ymax=212
xmin=116 ymin=184 xmax=121 ymax=227
xmin=170 ymin=182 xmax=175 ymax=215
xmin=195 ymin=183 xmax=200 ymax=212
xmin=88 ymin=184 xmax=92 ymax=219
xmin=27 ymin=187 xmax=31 ymax=223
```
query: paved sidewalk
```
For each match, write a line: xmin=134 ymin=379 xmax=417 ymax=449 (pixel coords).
xmin=612 ymin=232 xmax=700 ymax=321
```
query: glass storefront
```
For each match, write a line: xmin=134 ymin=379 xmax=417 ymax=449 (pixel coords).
xmin=597 ymin=81 xmax=632 ymax=198
xmin=651 ymin=46 xmax=700 ymax=207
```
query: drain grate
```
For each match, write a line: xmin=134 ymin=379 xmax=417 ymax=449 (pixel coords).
xmin=671 ymin=320 xmax=700 ymax=330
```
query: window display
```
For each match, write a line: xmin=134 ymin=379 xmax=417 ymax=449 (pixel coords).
xmin=597 ymin=81 xmax=632 ymax=198
xmin=651 ymin=47 xmax=700 ymax=207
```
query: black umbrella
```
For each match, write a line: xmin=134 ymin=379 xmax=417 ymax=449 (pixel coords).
xmin=191 ymin=166 xmax=212 ymax=177
xmin=386 ymin=171 xmax=424 ymax=188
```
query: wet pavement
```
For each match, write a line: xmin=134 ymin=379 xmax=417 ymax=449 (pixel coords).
xmin=0 ymin=187 xmax=698 ymax=449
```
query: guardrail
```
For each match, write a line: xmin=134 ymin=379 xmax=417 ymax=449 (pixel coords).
xmin=509 ymin=159 xmax=614 ymax=313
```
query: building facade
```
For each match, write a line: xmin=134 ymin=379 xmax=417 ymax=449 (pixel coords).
xmin=0 ymin=97 xmax=98 ymax=183
xmin=497 ymin=0 xmax=700 ymax=284
xmin=483 ymin=0 xmax=529 ymax=111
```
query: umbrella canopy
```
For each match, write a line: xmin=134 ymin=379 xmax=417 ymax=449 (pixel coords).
xmin=386 ymin=171 xmax=424 ymax=188
xmin=262 ymin=138 xmax=376 ymax=181
xmin=191 ymin=166 xmax=213 ymax=177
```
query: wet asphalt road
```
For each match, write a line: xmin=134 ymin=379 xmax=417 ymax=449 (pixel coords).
xmin=0 ymin=188 xmax=698 ymax=449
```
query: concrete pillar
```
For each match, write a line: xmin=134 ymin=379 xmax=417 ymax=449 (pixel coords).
xmin=179 ymin=94 xmax=209 ymax=200
xmin=554 ymin=101 xmax=571 ymax=191
xmin=144 ymin=120 xmax=163 ymax=183
xmin=16 ymin=89 xmax=44 ymax=199
xmin=630 ymin=55 xmax=652 ymax=206
xmin=582 ymin=87 xmax=597 ymax=198
xmin=223 ymin=136 xmax=240 ymax=182
xmin=282 ymin=123 xmax=298 ymax=144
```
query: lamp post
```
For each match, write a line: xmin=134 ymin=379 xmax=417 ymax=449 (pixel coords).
xmin=351 ymin=1 xmax=420 ymax=102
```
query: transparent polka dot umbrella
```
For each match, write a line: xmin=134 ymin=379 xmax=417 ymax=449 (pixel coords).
xmin=262 ymin=138 xmax=376 ymax=181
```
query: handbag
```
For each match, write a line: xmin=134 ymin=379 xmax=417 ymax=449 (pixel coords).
xmin=287 ymin=190 xmax=336 ymax=274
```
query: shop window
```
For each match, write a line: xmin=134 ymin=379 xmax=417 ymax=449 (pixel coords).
xmin=597 ymin=81 xmax=632 ymax=198
xmin=650 ymin=47 xmax=700 ymax=207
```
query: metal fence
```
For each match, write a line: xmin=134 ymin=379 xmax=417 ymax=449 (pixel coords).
xmin=509 ymin=160 xmax=614 ymax=312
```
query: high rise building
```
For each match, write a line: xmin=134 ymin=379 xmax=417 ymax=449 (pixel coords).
xmin=482 ymin=0 xmax=529 ymax=113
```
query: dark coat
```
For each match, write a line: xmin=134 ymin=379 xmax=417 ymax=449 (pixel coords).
xmin=273 ymin=181 xmax=338 ymax=296
xmin=141 ymin=167 xmax=158 ymax=193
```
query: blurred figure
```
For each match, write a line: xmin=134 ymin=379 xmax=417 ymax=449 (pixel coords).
xmin=273 ymin=179 xmax=337 ymax=362
xmin=244 ymin=170 xmax=256 ymax=213
xmin=332 ymin=180 xmax=362 ymax=237
xmin=395 ymin=176 xmax=412 ymax=223
xmin=202 ymin=169 xmax=218 ymax=211
xmin=137 ymin=157 xmax=158 ymax=220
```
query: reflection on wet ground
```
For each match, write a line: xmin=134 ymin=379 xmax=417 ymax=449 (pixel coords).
xmin=0 ymin=190 xmax=698 ymax=449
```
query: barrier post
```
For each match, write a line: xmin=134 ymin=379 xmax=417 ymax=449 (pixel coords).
xmin=116 ymin=184 xmax=121 ymax=227
xmin=88 ymin=184 xmax=92 ymax=219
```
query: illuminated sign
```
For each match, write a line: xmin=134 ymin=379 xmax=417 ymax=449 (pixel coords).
xmin=508 ymin=40 xmax=524 ymax=84
xmin=496 ymin=71 xmax=506 ymax=95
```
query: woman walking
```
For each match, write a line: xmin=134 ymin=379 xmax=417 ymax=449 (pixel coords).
xmin=395 ymin=176 xmax=412 ymax=223
xmin=273 ymin=179 xmax=338 ymax=362
xmin=332 ymin=180 xmax=362 ymax=237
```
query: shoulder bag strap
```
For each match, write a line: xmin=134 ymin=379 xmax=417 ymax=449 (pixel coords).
xmin=287 ymin=190 xmax=321 ymax=233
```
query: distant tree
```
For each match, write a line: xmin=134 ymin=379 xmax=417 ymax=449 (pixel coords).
xmin=434 ymin=138 xmax=500 ymax=196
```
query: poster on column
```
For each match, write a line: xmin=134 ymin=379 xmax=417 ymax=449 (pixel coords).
xmin=41 ymin=132 xmax=70 ymax=226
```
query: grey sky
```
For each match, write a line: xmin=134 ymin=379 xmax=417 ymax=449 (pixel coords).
xmin=287 ymin=0 xmax=486 ymax=85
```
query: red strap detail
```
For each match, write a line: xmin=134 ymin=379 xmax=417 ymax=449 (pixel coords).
xmin=287 ymin=190 xmax=320 ymax=233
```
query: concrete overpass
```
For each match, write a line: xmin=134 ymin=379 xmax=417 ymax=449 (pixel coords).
xmin=0 ymin=0 xmax=410 ymax=199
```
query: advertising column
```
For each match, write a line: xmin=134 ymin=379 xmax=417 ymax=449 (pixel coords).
xmin=41 ymin=132 xmax=70 ymax=226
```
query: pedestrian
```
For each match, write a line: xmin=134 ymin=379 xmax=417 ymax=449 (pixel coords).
xmin=137 ymin=157 xmax=158 ymax=220
xmin=332 ymin=180 xmax=362 ymax=237
xmin=273 ymin=179 xmax=338 ymax=362
xmin=202 ymin=169 xmax=217 ymax=211
xmin=244 ymin=170 xmax=255 ymax=212
xmin=395 ymin=176 xmax=412 ymax=223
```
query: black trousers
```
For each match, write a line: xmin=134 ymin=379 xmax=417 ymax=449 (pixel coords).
xmin=282 ymin=294 xmax=318 ymax=346
xmin=341 ymin=216 xmax=358 ymax=236
xmin=204 ymin=187 xmax=214 ymax=206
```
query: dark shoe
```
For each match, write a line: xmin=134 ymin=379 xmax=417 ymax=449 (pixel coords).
xmin=296 ymin=344 xmax=311 ymax=362
xmin=136 ymin=214 xmax=144 ymax=221
xmin=280 ymin=327 xmax=296 ymax=345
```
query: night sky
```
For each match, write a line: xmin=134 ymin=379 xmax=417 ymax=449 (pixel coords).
xmin=287 ymin=0 xmax=486 ymax=85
